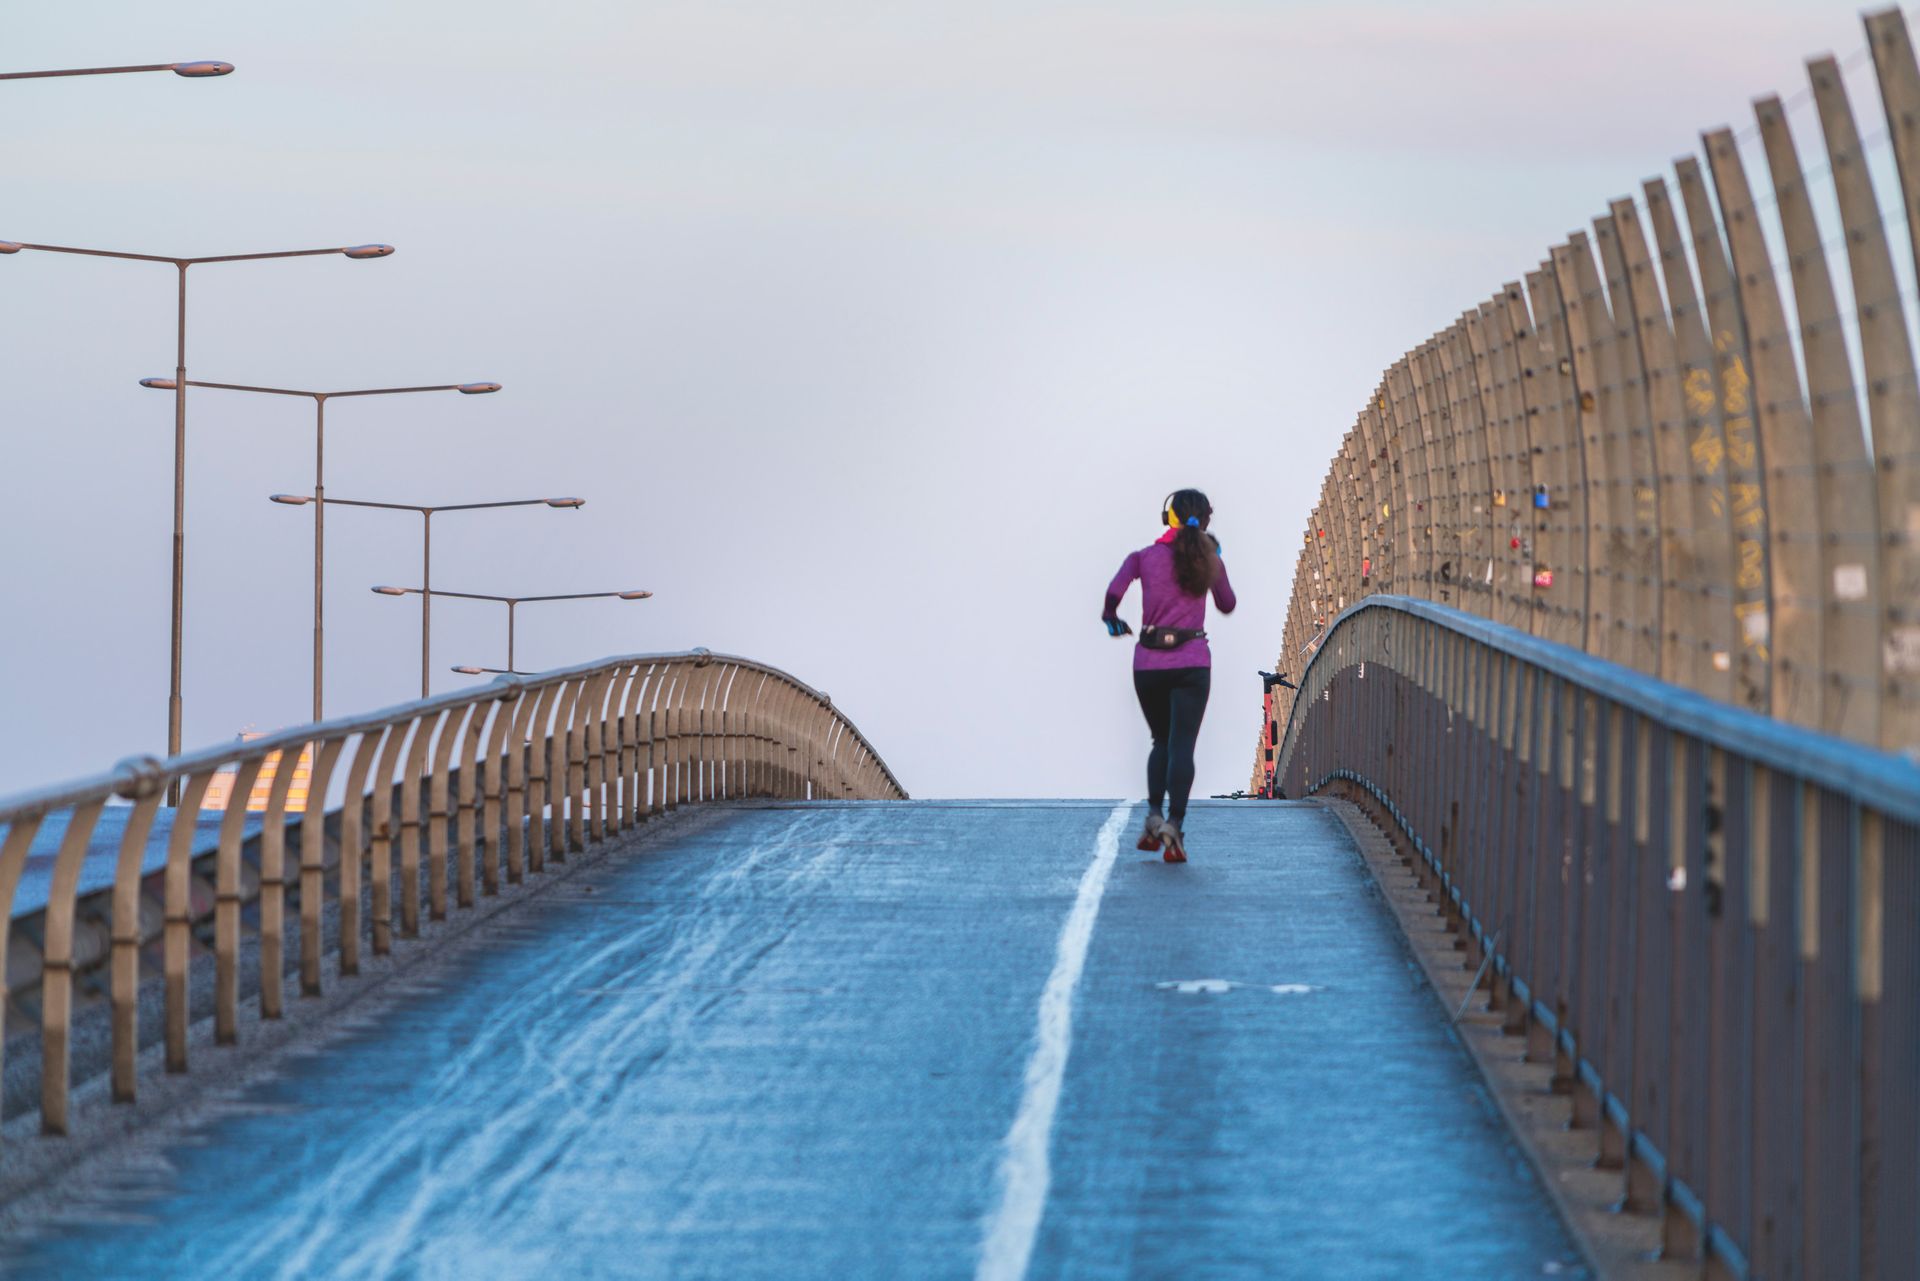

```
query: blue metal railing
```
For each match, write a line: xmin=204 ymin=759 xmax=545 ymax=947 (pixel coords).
xmin=1276 ymin=595 xmax=1917 ymax=1279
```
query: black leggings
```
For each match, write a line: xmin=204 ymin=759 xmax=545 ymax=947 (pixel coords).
xmin=1133 ymin=666 xmax=1211 ymax=823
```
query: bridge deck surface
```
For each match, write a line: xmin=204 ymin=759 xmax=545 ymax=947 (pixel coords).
xmin=8 ymin=800 xmax=1582 ymax=1279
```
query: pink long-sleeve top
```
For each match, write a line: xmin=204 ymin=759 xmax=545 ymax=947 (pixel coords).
xmin=1104 ymin=532 xmax=1236 ymax=671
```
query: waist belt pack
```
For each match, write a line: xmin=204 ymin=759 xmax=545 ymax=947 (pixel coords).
xmin=1139 ymin=625 xmax=1207 ymax=650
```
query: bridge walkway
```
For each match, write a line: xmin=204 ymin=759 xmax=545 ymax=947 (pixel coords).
xmin=6 ymin=800 xmax=1582 ymax=1279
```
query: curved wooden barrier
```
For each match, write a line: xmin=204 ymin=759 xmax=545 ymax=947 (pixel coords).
xmin=0 ymin=649 xmax=903 ymax=1137
xmin=1257 ymin=9 xmax=1920 ymax=792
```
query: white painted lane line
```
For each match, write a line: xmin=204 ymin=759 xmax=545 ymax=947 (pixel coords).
xmin=975 ymin=801 xmax=1132 ymax=1281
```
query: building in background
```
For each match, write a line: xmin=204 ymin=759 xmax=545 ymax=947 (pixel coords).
xmin=200 ymin=731 xmax=312 ymax=812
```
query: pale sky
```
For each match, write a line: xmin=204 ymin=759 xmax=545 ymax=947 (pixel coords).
xmin=0 ymin=1 xmax=1885 ymax=799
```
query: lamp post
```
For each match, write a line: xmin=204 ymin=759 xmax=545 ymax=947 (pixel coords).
xmin=272 ymin=496 xmax=587 ymax=697
xmin=1 ymin=61 xmax=234 ymax=81
xmin=147 ymin=378 xmax=502 ymax=719
xmin=0 ymin=239 xmax=393 ymax=795
xmin=372 ymin=588 xmax=653 ymax=678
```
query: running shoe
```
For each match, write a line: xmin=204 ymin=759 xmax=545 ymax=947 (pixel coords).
xmin=1161 ymin=819 xmax=1187 ymax=863
xmin=1136 ymin=813 xmax=1166 ymax=852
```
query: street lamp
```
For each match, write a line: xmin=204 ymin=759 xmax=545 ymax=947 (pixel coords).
xmin=145 ymin=377 xmax=502 ymax=719
xmin=0 ymin=61 xmax=234 ymax=81
xmin=372 ymin=588 xmax=653 ymax=678
xmin=273 ymin=496 xmax=587 ymax=697
xmin=0 ymin=239 xmax=393 ymax=793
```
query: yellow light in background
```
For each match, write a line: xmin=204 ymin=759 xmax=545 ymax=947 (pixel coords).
xmin=200 ymin=731 xmax=312 ymax=813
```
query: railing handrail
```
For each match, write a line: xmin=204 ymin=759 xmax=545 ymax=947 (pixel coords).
xmin=0 ymin=647 xmax=903 ymax=823
xmin=1275 ymin=590 xmax=1914 ymax=1277
xmin=1283 ymin=594 xmax=1920 ymax=824
xmin=0 ymin=645 xmax=903 ymax=1142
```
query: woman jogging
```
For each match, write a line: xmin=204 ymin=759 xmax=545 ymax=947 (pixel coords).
xmin=1101 ymin=488 xmax=1235 ymax=862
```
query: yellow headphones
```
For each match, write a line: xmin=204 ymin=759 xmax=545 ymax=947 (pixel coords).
xmin=1162 ymin=492 xmax=1181 ymax=529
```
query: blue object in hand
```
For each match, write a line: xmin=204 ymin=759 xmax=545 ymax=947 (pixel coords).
xmin=1105 ymin=618 xmax=1132 ymax=637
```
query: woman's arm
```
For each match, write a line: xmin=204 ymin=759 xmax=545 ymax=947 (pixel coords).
xmin=1103 ymin=551 xmax=1142 ymax=624
xmin=1211 ymin=556 xmax=1237 ymax=614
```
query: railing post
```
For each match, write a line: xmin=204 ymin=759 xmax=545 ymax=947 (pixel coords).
xmin=1522 ymin=263 xmax=1590 ymax=653
xmin=398 ymin=709 xmax=441 ymax=936
xmin=1623 ymin=714 xmax=1663 ymax=1214
xmin=1609 ymin=197 xmax=1695 ymax=691
xmin=1706 ymin=746 xmax=1756 ymax=1261
xmin=1553 ymin=234 xmax=1623 ymax=669
xmin=108 ymin=785 xmax=164 ymax=1100
xmin=1674 ymin=156 xmax=1770 ymax=718
xmin=648 ymin=662 xmax=677 ymax=815
xmin=453 ymin=700 xmax=489 ymax=909
xmin=1592 ymin=210 xmax=1664 ymax=680
xmin=368 ymin=719 xmax=413 ymax=950
xmin=1866 ymin=11 xmax=1920 ymax=758
xmin=691 ymin=661 xmax=718 ymax=803
xmin=1661 ymin=730 xmax=1703 ymax=1258
xmin=1536 ymin=676 xmax=1566 ymax=1075
xmin=212 ymin=757 xmax=265 ymax=1043
xmin=337 ymin=728 xmax=387 ymax=974
xmin=427 ymin=704 xmax=466 ymax=921
xmin=561 ymin=675 xmax=592 ymax=853
xmin=487 ymin=686 xmax=527 ymax=890
xmin=165 ymin=769 xmax=219 ymax=1070
xmin=301 ymin=738 xmax=346 ymax=994
xmin=1390 ymin=357 xmax=1431 ymax=600
xmin=1641 ymin=176 xmax=1738 ymax=703
xmin=256 ymin=746 xmax=302 ymax=1020
xmin=611 ymin=665 xmax=637 ymax=827
xmin=1747 ymin=762 xmax=1804 ymax=1276
xmin=553 ymin=677 xmax=584 ymax=859
xmin=620 ymin=663 xmax=655 ymax=824
xmin=40 ymin=798 xmax=108 ymax=1132
xmin=1757 ymin=96 xmax=1881 ymax=747
xmin=585 ymin=669 xmax=611 ymax=841
xmin=1706 ymin=127 xmax=1822 ymax=733
xmin=759 ymin=671 xmax=781 ymax=798
xmin=523 ymin=682 xmax=557 ymax=870
xmin=0 ymin=813 xmax=48 ymax=1130
xmin=1471 ymin=296 xmax=1525 ymax=632
xmin=787 ymin=683 xmax=808 ymax=799
xmin=1854 ymin=804 xmax=1913 ymax=1281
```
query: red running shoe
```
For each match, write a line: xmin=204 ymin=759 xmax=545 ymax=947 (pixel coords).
xmin=1135 ymin=814 xmax=1166 ymax=852
xmin=1161 ymin=820 xmax=1187 ymax=863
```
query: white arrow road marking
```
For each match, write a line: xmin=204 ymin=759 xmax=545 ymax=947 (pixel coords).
xmin=1153 ymin=979 xmax=1323 ymax=996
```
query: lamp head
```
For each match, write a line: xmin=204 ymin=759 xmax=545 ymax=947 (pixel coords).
xmin=172 ymin=61 xmax=234 ymax=77
xmin=371 ymin=585 xmax=409 ymax=596
xmin=342 ymin=244 xmax=395 ymax=260
xmin=618 ymin=590 xmax=654 ymax=600
xmin=452 ymin=666 xmax=485 ymax=675
xmin=269 ymin=493 xmax=312 ymax=506
xmin=545 ymin=497 xmax=586 ymax=509
xmin=140 ymin=377 xmax=178 ymax=390
xmin=457 ymin=382 xmax=502 ymax=395
xmin=0 ymin=243 xmax=21 ymax=255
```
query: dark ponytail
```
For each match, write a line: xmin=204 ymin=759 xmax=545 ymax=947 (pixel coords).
xmin=1166 ymin=489 xmax=1217 ymax=597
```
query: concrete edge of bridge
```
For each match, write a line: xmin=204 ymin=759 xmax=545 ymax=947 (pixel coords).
xmin=0 ymin=802 xmax=737 ymax=1239
xmin=1313 ymin=791 xmax=1696 ymax=1281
